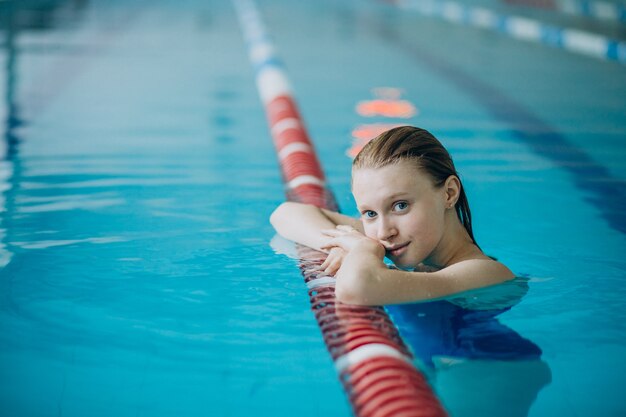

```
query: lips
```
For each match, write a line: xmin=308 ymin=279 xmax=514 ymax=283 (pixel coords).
xmin=385 ymin=242 xmax=410 ymax=257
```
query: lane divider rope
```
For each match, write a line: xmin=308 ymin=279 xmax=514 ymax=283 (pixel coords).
xmin=389 ymin=0 xmax=626 ymax=65
xmin=233 ymin=0 xmax=448 ymax=415
xmin=526 ymin=0 xmax=626 ymax=23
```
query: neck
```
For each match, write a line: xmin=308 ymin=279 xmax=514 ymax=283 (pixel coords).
xmin=423 ymin=210 xmax=483 ymax=268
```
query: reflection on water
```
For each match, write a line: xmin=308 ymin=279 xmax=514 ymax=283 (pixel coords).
xmin=0 ymin=0 xmax=91 ymax=269
xmin=0 ymin=160 xmax=12 ymax=267
xmin=387 ymin=278 xmax=552 ymax=417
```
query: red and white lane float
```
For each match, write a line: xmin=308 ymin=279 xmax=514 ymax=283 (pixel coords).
xmin=234 ymin=1 xmax=448 ymax=415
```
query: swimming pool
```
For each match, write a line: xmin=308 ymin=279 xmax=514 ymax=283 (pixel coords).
xmin=1 ymin=0 xmax=625 ymax=416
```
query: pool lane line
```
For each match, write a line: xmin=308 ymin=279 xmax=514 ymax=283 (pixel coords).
xmin=366 ymin=10 xmax=626 ymax=236
xmin=232 ymin=1 xmax=449 ymax=416
xmin=390 ymin=0 xmax=626 ymax=65
xmin=508 ymin=0 xmax=626 ymax=23
xmin=527 ymin=0 xmax=626 ymax=23
xmin=234 ymin=0 xmax=330 ymax=206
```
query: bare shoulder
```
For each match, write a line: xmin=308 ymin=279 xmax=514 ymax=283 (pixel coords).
xmin=436 ymin=258 xmax=515 ymax=285
xmin=341 ymin=257 xmax=515 ymax=305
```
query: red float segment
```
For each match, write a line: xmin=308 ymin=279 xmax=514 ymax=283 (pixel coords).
xmin=326 ymin=329 xmax=402 ymax=348
xmin=344 ymin=335 xmax=410 ymax=356
xmin=266 ymin=95 xmax=327 ymax=187
xmin=308 ymin=307 xmax=443 ymax=415
xmin=308 ymin=286 xmax=336 ymax=296
xmin=358 ymin=386 xmax=436 ymax=416
xmin=320 ymin=319 xmax=400 ymax=336
xmin=314 ymin=305 xmax=389 ymax=321
xmin=321 ymin=322 xmax=389 ymax=336
xmin=282 ymin=154 xmax=325 ymax=181
xmin=286 ymin=185 xmax=335 ymax=209
xmin=274 ymin=128 xmax=312 ymax=150
xmin=345 ymin=356 xmax=419 ymax=381
xmin=343 ymin=357 xmax=447 ymax=417
xmin=351 ymin=370 xmax=428 ymax=398
xmin=267 ymin=96 xmax=304 ymax=128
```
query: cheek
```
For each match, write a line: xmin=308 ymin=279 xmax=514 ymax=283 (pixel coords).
xmin=363 ymin=224 xmax=377 ymax=240
xmin=406 ymin=204 xmax=445 ymax=239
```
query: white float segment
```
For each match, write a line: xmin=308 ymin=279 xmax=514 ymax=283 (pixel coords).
xmin=245 ymin=21 xmax=266 ymax=43
xmin=306 ymin=276 xmax=337 ymax=289
xmin=244 ymin=24 xmax=266 ymax=44
xmin=335 ymin=343 xmax=412 ymax=374
xmin=257 ymin=66 xmax=293 ymax=105
xmin=470 ymin=7 xmax=498 ymax=29
xmin=441 ymin=1 xmax=464 ymax=22
xmin=507 ymin=17 xmax=542 ymax=42
xmin=235 ymin=0 xmax=268 ymax=45
xmin=250 ymin=41 xmax=276 ymax=66
xmin=233 ymin=0 xmax=255 ymax=28
xmin=278 ymin=142 xmax=312 ymax=161
xmin=562 ymin=29 xmax=608 ymax=59
xmin=287 ymin=175 xmax=325 ymax=189
xmin=271 ymin=117 xmax=301 ymax=137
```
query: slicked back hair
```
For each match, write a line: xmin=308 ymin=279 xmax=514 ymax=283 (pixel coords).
xmin=353 ymin=126 xmax=478 ymax=247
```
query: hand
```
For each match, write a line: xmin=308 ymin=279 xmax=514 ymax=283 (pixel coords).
xmin=320 ymin=246 xmax=347 ymax=276
xmin=321 ymin=225 xmax=385 ymax=258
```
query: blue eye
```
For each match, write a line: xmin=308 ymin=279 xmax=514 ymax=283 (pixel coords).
xmin=393 ymin=201 xmax=408 ymax=211
xmin=363 ymin=210 xmax=377 ymax=219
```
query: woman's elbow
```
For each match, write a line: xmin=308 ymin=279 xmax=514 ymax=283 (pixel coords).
xmin=270 ymin=202 xmax=291 ymax=230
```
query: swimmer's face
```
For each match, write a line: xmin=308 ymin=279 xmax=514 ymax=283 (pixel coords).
xmin=351 ymin=160 xmax=448 ymax=269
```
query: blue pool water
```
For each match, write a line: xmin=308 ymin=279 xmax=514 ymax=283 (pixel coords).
xmin=1 ymin=0 xmax=625 ymax=416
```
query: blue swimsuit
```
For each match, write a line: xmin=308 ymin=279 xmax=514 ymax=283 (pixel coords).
xmin=385 ymin=300 xmax=542 ymax=368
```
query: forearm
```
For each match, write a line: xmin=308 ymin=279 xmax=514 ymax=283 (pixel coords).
xmin=270 ymin=202 xmax=337 ymax=251
xmin=336 ymin=261 xmax=474 ymax=306
xmin=334 ymin=242 xmax=387 ymax=305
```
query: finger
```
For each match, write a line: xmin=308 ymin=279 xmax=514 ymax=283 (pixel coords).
xmin=320 ymin=243 xmax=333 ymax=251
xmin=336 ymin=225 xmax=355 ymax=232
xmin=321 ymin=252 xmax=337 ymax=267
xmin=321 ymin=229 xmax=343 ymax=237
xmin=326 ymin=256 xmax=343 ymax=271
xmin=320 ymin=258 xmax=329 ymax=269
xmin=325 ymin=261 xmax=340 ymax=276
xmin=322 ymin=243 xmax=343 ymax=253
xmin=320 ymin=238 xmax=340 ymax=250
xmin=325 ymin=266 xmax=337 ymax=276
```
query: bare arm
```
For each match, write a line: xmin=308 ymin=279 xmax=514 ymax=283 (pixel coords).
xmin=269 ymin=202 xmax=362 ymax=251
xmin=336 ymin=247 xmax=515 ymax=305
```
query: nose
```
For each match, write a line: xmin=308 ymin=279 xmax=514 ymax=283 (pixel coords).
xmin=377 ymin=216 xmax=398 ymax=242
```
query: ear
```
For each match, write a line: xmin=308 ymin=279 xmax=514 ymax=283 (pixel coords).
xmin=443 ymin=175 xmax=461 ymax=209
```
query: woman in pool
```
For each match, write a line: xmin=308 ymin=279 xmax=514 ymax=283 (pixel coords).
xmin=270 ymin=126 xmax=514 ymax=306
